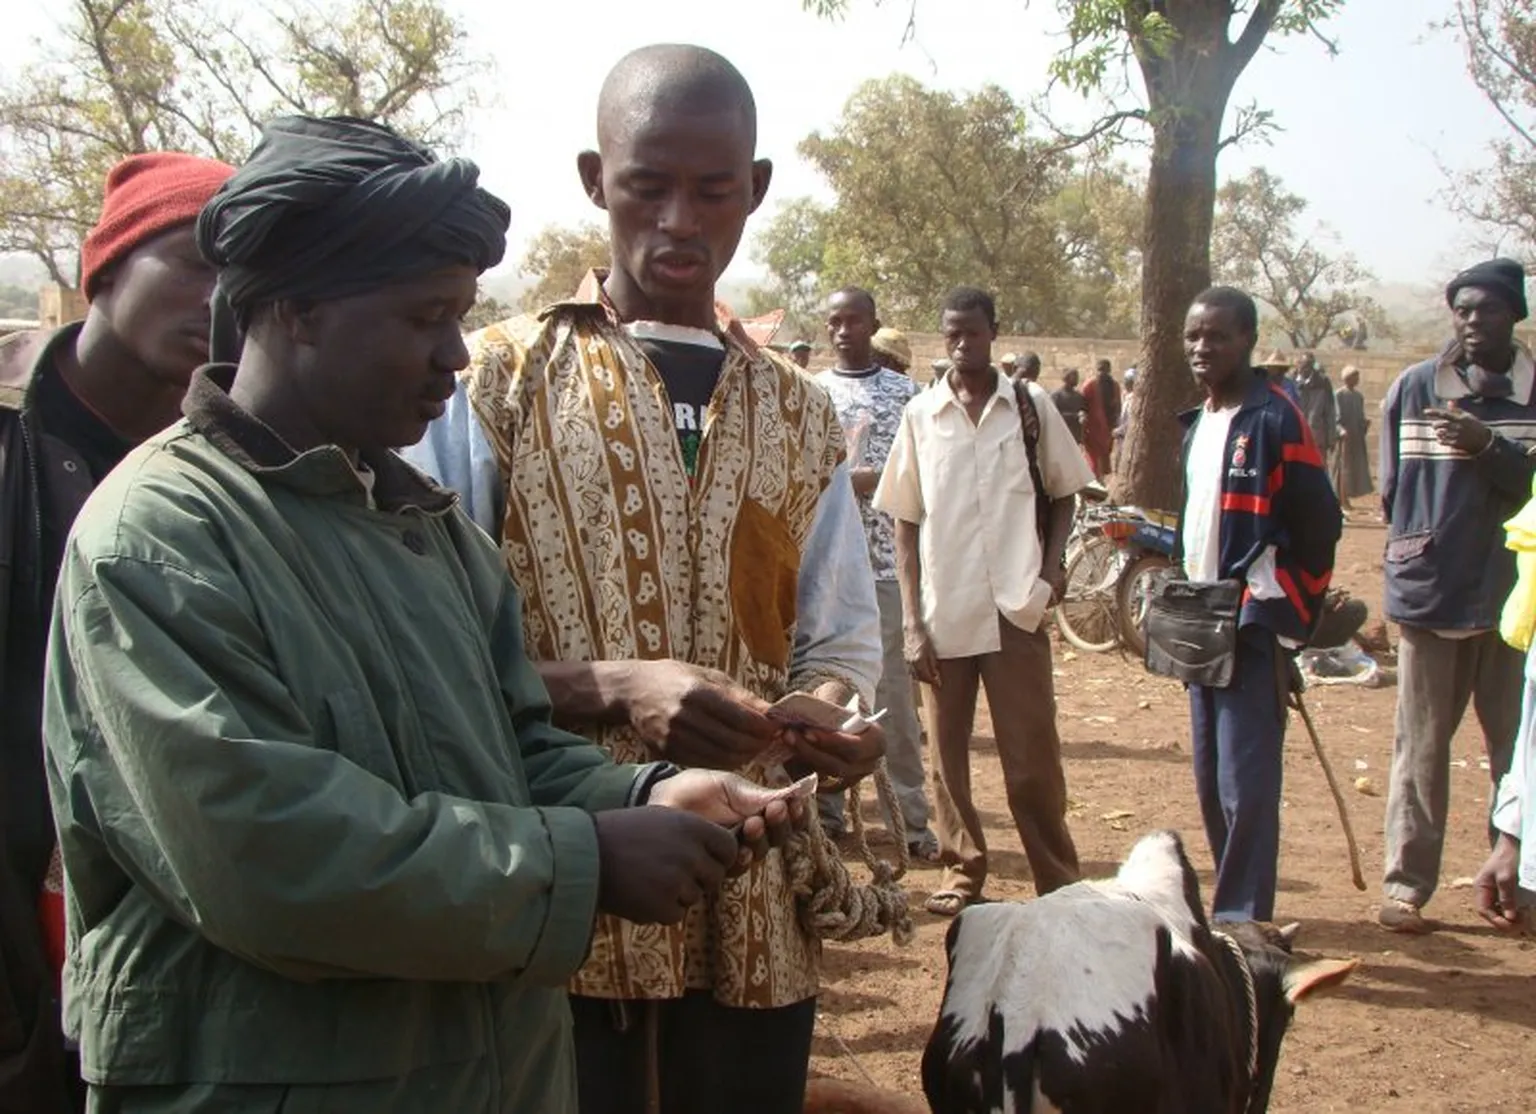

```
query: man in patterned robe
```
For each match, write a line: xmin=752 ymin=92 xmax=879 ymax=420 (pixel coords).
xmin=404 ymin=44 xmax=883 ymax=1114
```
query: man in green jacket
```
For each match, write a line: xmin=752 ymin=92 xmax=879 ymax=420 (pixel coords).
xmin=43 ymin=116 xmax=801 ymax=1114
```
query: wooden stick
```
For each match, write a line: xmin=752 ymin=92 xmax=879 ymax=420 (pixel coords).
xmin=1291 ymin=690 xmax=1368 ymax=891
xmin=644 ymin=1001 xmax=661 ymax=1114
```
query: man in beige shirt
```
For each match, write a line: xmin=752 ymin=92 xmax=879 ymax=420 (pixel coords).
xmin=874 ymin=286 xmax=1092 ymax=916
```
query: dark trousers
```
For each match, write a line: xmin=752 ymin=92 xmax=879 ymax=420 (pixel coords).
xmin=571 ymin=992 xmax=816 ymax=1114
xmin=0 ymin=823 xmax=84 ymax=1114
xmin=922 ymin=615 xmax=1080 ymax=899
xmin=1189 ymin=625 xmax=1287 ymax=922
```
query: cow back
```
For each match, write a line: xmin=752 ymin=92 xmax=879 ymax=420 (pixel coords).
xmin=923 ymin=832 xmax=1256 ymax=1114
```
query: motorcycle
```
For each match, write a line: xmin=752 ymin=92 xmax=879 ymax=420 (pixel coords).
xmin=1054 ymin=498 xmax=1177 ymax=656
xmin=1110 ymin=511 xmax=1178 ymax=658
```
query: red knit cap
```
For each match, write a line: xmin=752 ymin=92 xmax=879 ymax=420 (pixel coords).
xmin=79 ymin=152 xmax=236 ymax=300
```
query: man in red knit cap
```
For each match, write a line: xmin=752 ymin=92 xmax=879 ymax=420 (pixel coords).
xmin=0 ymin=150 xmax=233 ymax=1114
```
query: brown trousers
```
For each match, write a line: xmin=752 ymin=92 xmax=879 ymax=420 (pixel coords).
xmin=921 ymin=615 xmax=1081 ymax=899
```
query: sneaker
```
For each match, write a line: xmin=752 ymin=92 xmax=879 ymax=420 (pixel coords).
xmin=1378 ymin=899 xmax=1431 ymax=934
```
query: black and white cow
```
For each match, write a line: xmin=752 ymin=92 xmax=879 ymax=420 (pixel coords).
xmin=922 ymin=830 xmax=1356 ymax=1114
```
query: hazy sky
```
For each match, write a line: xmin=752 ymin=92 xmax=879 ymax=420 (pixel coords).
xmin=6 ymin=0 xmax=1516 ymax=292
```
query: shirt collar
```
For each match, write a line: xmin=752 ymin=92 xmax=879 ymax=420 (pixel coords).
xmin=182 ymin=366 xmax=456 ymax=514
xmin=538 ymin=269 xmax=766 ymax=358
xmin=933 ymin=367 xmax=1012 ymax=418
xmin=1434 ymin=339 xmax=1536 ymax=404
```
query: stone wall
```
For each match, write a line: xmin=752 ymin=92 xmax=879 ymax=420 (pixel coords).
xmin=39 ymin=285 xmax=87 ymax=329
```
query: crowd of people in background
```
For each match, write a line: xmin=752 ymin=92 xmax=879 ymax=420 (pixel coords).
xmin=3 ymin=36 xmax=1536 ymax=1114
xmin=836 ymin=334 xmax=1378 ymax=497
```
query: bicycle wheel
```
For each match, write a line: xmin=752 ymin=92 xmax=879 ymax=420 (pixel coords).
xmin=1056 ymin=535 xmax=1123 ymax=653
xmin=1116 ymin=552 xmax=1174 ymax=659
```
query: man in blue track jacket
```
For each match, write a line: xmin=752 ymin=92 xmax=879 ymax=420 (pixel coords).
xmin=1176 ymin=286 xmax=1342 ymax=923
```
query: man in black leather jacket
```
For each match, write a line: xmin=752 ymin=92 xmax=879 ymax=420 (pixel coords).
xmin=0 ymin=151 xmax=231 ymax=1113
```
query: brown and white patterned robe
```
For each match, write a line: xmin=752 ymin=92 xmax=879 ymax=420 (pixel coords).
xmin=460 ymin=273 xmax=864 ymax=1008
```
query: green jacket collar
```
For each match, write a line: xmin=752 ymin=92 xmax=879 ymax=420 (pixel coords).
xmin=182 ymin=366 xmax=456 ymax=515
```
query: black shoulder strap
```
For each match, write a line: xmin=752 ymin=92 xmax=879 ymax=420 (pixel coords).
xmin=1013 ymin=379 xmax=1050 ymax=544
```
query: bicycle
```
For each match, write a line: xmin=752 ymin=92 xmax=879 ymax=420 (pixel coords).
xmin=1055 ymin=494 xmax=1176 ymax=655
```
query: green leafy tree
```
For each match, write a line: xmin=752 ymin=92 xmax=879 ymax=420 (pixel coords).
xmin=463 ymin=290 xmax=514 ymax=332
xmin=1046 ymin=159 xmax=1145 ymax=337
xmin=806 ymin=0 xmax=1342 ymax=510
xmin=748 ymin=196 xmax=833 ymax=331
xmin=750 ymin=75 xmax=1143 ymax=337
xmin=516 ymin=222 xmax=610 ymax=311
xmin=1445 ymin=0 xmax=1536 ymax=253
xmin=1213 ymin=167 xmax=1377 ymax=348
xmin=0 ymin=0 xmax=485 ymax=288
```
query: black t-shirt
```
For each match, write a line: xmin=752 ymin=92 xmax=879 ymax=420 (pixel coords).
xmin=628 ymin=323 xmax=726 ymax=481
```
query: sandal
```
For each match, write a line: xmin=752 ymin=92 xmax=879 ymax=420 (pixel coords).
xmin=924 ymin=890 xmax=971 ymax=917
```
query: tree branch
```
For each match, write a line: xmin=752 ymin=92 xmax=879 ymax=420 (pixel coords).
xmin=1216 ymin=101 xmax=1276 ymax=152
xmin=1230 ymin=0 xmax=1282 ymax=73
xmin=1460 ymin=0 xmax=1536 ymax=150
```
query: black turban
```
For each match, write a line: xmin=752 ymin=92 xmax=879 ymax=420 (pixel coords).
xmin=197 ymin=115 xmax=509 ymax=318
xmin=1446 ymin=257 xmax=1528 ymax=321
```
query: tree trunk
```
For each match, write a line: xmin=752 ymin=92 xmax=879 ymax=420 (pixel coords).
xmin=1111 ymin=108 xmax=1222 ymax=512
xmin=1109 ymin=1 xmax=1284 ymax=511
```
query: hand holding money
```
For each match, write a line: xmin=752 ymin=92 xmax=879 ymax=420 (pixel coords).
xmin=647 ymin=769 xmax=811 ymax=871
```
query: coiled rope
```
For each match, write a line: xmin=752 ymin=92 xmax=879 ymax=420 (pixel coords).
xmin=783 ymin=759 xmax=915 ymax=946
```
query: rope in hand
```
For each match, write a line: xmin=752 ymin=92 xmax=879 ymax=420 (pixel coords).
xmin=782 ymin=758 xmax=915 ymax=946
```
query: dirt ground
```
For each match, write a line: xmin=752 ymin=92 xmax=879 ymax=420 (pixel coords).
xmin=808 ymin=519 xmax=1536 ymax=1111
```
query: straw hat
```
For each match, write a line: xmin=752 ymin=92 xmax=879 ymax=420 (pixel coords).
xmin=871 ymin=327 xmax=912 ymax=372
xmin=1256 ymin=349 xmax=1292 ymax=370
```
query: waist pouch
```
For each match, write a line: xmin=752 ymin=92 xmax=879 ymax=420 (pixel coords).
xmin=1144 ymin=578 xmax=1242 ymax=688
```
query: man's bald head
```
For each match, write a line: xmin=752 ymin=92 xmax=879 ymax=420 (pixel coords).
xmin=577 ymin=44 xmax=772 ymax=329
xmin=597 ymin=44 xmax=757 ymax=152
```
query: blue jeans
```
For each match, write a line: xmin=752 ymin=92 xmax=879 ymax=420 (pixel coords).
xmin=1189 ymin=625 xmax=1286 ymax=922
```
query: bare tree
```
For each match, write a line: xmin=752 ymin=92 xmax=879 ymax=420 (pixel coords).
xmin=1443 ymin=0 xmax=1536 ymax=255
xmin=0 ymin=0 xmax=486 ymax=287
xmin=1213 ymin=168 xmax=1377 ymax=348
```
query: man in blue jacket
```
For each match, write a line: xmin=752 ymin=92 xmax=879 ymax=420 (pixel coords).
xmin=1378 ymin=258 xmax=1536 ymax=933
xmin=1177 ymin=286 xmax=1341 ymax=923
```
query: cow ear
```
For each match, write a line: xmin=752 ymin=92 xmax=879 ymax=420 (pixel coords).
xmin=1283 ymin=958 xmax=1359 ymax=1005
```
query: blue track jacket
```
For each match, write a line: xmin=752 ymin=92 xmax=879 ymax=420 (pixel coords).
xmin=1174 ymin=371 xmax=1343 ymax=644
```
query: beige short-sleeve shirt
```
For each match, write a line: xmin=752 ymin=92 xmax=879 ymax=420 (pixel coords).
xmin=874 ymin=373 xmax=1093 ymax=658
